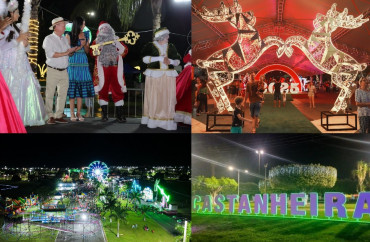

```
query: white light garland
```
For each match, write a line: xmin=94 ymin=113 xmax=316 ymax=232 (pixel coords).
xmin=196 ymin=1 xmax=368 ymax=114
xmin=283 ymin=3 xmax=368 ymax=113
xmin=196 ymin=0 xmax=285 ymax=113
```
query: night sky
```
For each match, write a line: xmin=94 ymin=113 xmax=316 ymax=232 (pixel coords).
xmin=192 ymin=134 xmax=370 ymax=181
xmin=35 ymin=0 xmax=191 ymax=66
xmin=0 ymin=134 xmax=190 ymax=167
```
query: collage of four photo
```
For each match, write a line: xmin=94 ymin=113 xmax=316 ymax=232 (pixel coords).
xmin=0 ymin=0 xmax=369 ymax=241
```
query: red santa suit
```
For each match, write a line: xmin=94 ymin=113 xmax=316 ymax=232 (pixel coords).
xmin=174 ymin=50 xmax=192 ymax=125
xmin=91 ymin=22 xmax=128 ymax=122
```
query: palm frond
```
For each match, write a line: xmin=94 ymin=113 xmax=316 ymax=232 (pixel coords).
xmin=117 ymin=0 xmax=143 ymax=30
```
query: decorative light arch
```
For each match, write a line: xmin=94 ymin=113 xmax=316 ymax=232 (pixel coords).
xmin=255 ymin=64 xmax=302 ymax=92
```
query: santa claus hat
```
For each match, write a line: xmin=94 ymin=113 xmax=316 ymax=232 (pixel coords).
xmin=98 ymin=21 xmax=110 ymax=30
xmin=7 ymin=0 xmax=18 ymax=12
xmin=183 ymin=49 xmax=192 ymax=63
xmin=153 ymin=27 xmax=170 ymax=39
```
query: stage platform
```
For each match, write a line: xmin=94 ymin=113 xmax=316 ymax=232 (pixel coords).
xmin=26 ymin=118 xmax=190 ymax=133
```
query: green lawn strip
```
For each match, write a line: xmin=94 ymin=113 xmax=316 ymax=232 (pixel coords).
xmin=194 ymin=202 xmax=370 ymax=222
xmin=102 ymin=210 xmax=175 ymax=242
xmin=192 ymin=213 xmax=370 ymax=242
xmin=258 ymin=94 xmax=320 ymax=133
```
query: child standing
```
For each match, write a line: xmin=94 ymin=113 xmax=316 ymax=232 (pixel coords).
xmin=231 ymin=96 xmax=252 ymax=133
xmin=196 ymin=79 xmax=208 ymax=115
xmin=282 ymin=90 xmax=287 ymax=107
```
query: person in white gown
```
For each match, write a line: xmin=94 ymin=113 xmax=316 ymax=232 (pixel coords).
xmin=0 ymin=0 xmax=46 ymax=126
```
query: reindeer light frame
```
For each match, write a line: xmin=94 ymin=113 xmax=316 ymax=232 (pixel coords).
xmin=197 ymin=1 xmax=368 ymax=113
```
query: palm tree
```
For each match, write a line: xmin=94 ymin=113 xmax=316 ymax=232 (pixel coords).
xmin=29 ymin=0 xmax=41 ymax=74
xmin=96 ymin=0 xmax=143 ymax=31
xmin=130 ymin=190 xmax=142 ymax=209
xmin=139 ymin=204 xmax=150 ymax=219
xmin=109 ymin=205 xmax=128 ymax=238
xmin=353 ymin=161 xmax=368 ymax=192
xmin=151 ymin=0 xmax=163 ymax=30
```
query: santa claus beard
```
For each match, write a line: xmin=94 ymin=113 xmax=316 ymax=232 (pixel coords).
xmin=96 ymin=29 xmax=119 ymax=66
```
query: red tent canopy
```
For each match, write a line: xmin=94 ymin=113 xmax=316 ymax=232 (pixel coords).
xmin=192 ymin=0 xmax=370 ymax=76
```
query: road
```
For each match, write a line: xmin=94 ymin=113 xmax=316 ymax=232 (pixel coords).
xmin=55 ymin=213 xmax=106 ymax=242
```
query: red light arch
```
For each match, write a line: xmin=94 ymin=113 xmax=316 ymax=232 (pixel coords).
xmin=255 ymin=64 xmax=302 ymax=92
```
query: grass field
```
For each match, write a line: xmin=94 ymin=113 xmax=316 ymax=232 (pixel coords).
xmin=257 ymin=94 xmax=320 ymax=133
xmin=192 ymin=213 xmax=370 ymax=242
xmin=102 ymin=210 xmax=176 ymax=242
xmin=192 ymin=201 xmax=370 ymax=241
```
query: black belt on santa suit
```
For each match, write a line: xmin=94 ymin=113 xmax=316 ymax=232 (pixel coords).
xmin=47 ymin=65 xmax=67 ymax=71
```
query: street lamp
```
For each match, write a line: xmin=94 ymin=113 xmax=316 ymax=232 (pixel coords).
xmin=229 ymin=167 xmax=249 ymax=198
xmin=256 ymin=150 xmax=264 ymax=175
xmin=264 ymin=163 xmax=268 ymax=194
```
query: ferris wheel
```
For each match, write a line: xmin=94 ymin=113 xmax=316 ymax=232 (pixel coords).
xmin=87 ymin=161 xmax=109 ymax=181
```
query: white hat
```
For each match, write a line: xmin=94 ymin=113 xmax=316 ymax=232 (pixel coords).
xmin=7 ymin=0 xmax=18 ymax=12
xmin=49 ymin=17 xmax=68 ymax=30
xmin=154 ymin=27 xmax=170 ymax=39
xmin=0 ymin=0 xmax=6 ymax=16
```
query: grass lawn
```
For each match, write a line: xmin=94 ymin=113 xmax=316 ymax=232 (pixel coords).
xmin=192 ymin=213 xmax=370 ymax=242
xmin=192 ymin=201 xmax=370 ymax=241
xmin=257 ymin=94 xmax=320 ymax=133
xmin=102 ymin=210 xmax=176 ymax=242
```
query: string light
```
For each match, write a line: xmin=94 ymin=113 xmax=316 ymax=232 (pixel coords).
xmin=28 ymin=19 xmax=39 ymax=75
xmin=196 ymin=0 xmax=285 ymax=113
xmin=283 ymin=3 xmax=368 ymax=113
xmin=197 ymin=2 xmax=368 ymax=113
xmin=37 ymin=64 xmax=47 ymax=78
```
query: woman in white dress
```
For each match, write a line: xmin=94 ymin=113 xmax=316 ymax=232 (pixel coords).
xmin=0 ymin=1 xmax=46 ymax=126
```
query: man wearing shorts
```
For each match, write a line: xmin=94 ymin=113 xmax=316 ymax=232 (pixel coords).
xmin=273 ymin=78 xmax=281 ymax=107
xmin=246 ymin=73 xmax=264 ymax=133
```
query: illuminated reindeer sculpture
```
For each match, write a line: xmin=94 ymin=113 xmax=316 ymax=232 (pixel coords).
xmin=283 ymin=4 xmax=368 ymax=113
xmin=196 ymin=0 xmax=285 ymax=113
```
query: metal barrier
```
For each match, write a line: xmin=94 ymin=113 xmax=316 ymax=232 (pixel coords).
xmin=39 ymin=85 xmax=144 ymax=118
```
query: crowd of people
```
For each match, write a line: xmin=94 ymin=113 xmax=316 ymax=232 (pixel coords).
xmin=0 ymin=0 xmax=192 ymax=132
xmin=192 ymin=70 xmax=370 ymax=133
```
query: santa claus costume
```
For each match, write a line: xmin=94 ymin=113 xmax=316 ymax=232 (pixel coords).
xmin=141 ymin=27 xmax=181 ymax=130
xmin=174 ymin=49 xmax=192 ymax=125
xmin=91 ymin=22 xmax=128 ymax=122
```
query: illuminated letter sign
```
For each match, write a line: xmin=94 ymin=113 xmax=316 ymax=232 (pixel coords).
xmin=192 ymin=192 xmax=370 ymax=222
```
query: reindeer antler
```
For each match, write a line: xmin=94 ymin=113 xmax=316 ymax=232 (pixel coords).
xmin=200 ymin=2 xmax=233 ymax=23
xmin=327 ymin=3 xmax=369 ymax=29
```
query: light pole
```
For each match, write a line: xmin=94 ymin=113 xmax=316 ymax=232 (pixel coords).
xmin=256 ymin=150 xmax=264 ymax=175
xmin=229 ymin=166 xmax=248 ymax=198
xmin=264 ymin=163 xmax=268 ymax=194
xmin=183 ymin=220 xmax=188 ymax=242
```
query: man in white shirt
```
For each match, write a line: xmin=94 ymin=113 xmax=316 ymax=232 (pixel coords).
xmin=42 ymin=17 xmax=77 ymax=124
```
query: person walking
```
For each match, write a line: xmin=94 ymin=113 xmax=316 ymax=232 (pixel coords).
xmin=307 ymin=81 xmax=316 ymax=108
xmin=231 ymin=96 xmax=251 ymax=133
xmin=246 ymin=73 xmax=265 ymax=133
xmin=355 ymin=77 xmax=370 ymax=133
xmin=273 ymin=78 xmax=281 ymax=108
